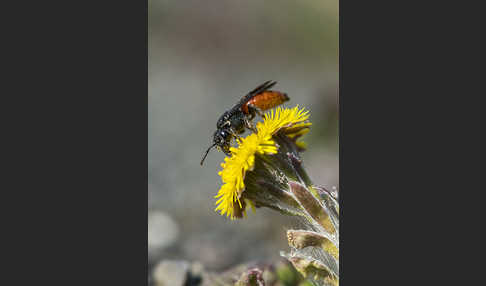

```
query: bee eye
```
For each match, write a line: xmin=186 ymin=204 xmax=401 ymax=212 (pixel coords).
xmin=215 ymin=131 xmax=223 ymax=142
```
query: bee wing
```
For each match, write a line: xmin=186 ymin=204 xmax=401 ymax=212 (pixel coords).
xmin=248 ymin=80 xmax=277 ymax=96
xmin=239 ymin=80 xmax=277 ymax=105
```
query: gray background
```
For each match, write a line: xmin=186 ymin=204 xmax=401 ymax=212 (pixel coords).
xmin=149 ymin=0 xmax=338 ymax=272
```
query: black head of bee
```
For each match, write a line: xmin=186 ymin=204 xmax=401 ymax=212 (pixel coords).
xmin=200 ymin=128 xmax=233 ymax=165
xmin=213 ymin=128 xmax=232 ymax=154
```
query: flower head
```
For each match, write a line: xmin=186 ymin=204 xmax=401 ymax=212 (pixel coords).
xmin=211 ymin=106 xmax=338 ymax=284
xmin=214 ymin=106 xmax=311 ymax=219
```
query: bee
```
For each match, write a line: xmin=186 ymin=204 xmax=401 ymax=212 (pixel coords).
xmin=200 ymin=80 xmax=289 ymax=165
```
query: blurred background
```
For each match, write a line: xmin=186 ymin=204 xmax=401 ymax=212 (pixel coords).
xmin=148 ymin=0 xmax=338 ymax=280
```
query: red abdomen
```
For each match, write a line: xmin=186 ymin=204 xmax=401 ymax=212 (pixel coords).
xmin=241 ymin=91 xmax=289 ymax=114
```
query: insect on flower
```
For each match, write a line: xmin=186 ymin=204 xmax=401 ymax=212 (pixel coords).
xmin=214 ymin=106 xmax=312 ymax=219
xmin=200 ymin=80 xmax=290 ymax=165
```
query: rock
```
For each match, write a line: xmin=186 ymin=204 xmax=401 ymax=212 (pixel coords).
xmin=153 ymin=260 xmax=190 ymax=286
xmin=148 ymin=211 xmax=179 ymax=258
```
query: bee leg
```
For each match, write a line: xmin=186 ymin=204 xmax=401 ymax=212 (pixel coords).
xmin=229 ymin=128 xmax=244 ymax=143
xmin=244 ymin=117 xmax=258 ymax=133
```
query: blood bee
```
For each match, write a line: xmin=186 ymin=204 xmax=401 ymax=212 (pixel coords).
xmin=200 ymin=80 xmax=289 ymax=165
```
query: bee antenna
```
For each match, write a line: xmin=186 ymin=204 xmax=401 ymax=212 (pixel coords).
xmin=200 ymin=143 xmax=217 ymax=166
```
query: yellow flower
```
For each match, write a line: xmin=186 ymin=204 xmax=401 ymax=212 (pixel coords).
xmin=214 ymin=106 xmax=312 ymax=219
